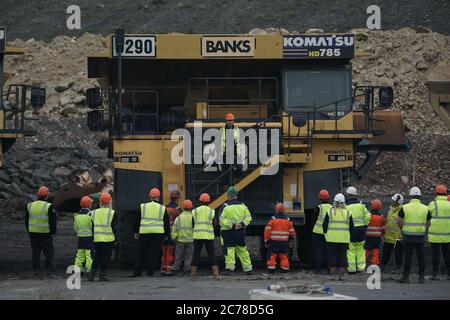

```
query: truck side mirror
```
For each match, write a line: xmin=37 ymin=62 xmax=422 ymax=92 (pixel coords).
xmin=379 ymin=87 xmax=394 ymax=108
xmin=86 ymin=87 xmax=103 ymax=109
xmin=87 ymin=110 xmax=104 ymax=131
xmin=30 ymin=87 xmax=46 ymax=109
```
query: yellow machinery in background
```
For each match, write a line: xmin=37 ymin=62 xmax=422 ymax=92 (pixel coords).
xmin=427 ymin=64 xmax=450 ymax=130
xmin=86 ymin=30 xmax=409 ymax=266
xmin=0 ymin=27 xmax=45 ymax=166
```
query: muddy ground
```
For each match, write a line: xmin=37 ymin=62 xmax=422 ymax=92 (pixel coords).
xmin=1 ymin=219 xmax=450 ymax=300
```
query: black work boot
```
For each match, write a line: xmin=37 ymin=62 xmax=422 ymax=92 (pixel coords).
xmin=33 ymin=268 xmax=43 ymax=280
xmin=266 ymin=269 xmax=275 ymax=275
xmin=88 ymin=269 xmax=97 ymax=282
xmin=397 ymin=273 xmax=409 ymax=284
xmin=418 ymin=273 xmax=425 ymax=284
xmin=99 ymin=270 xmax=110 ymax=281
xmin=431 ymin=267 xmax=439 ymax=280
xmin=221 ymin=269 xmax=235 ymax=276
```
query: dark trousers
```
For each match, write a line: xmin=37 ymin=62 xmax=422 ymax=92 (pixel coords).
xmin=327 ymin=242 xmax=348 ymax=268
xmin=191 ymin=239 xmax=217 ymax=267
xmin=134 ymin=234 xmax=164 ymax=274
xmin=92 ymin=242 xmax=114 ymax=271
xmin=313 ymin=233 xmax=328 ymax=272
xmin=431 ymin=243 xmax=450 ymax=271
xmin=29 ymin=233 xmax=54 ymax=271
xmin=403 ymin=241 xmax=425 ymax=276
xmin=381 ymin=241 xmax=403 ymax=268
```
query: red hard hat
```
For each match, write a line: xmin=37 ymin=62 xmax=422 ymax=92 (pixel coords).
xmin=371 ymin=199 xmax=382 ymax=211
xmin=199 ymin=193 xmax=211 ymax=203
xmin=318 ymin=189 xmax=330 ymax=200
xmin=80 ymin=196 xmax=93 ymax=208
xmin=37 ymin=186 xmax=49 ymax=197
xmin=182 ymin=199 xmax=193 ymax=210
xmin=170 ymin=190 xmax=180 ymax=199
xmin=435 ymin=184 xmax=448 ymax=195
xmin=99 ymin=192 xmax=112 ymax=205
xmin=149 ymin=188 xmax=161 ymax=198
xmin=225 ymin=113 xmax=235 ymax=121
xmin=275 ymin=202 xmax=285 ymax=213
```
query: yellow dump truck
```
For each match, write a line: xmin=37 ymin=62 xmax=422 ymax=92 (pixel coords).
xmin=0 ymin=27 xmax=45 ymax=166
xmin=85 ymin=30 xmax=409 ymax=266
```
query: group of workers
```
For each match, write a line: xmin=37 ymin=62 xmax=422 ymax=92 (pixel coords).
xmin=25 ymin=181 xmax=450 ymax=284
xmin=312 ymin=184 xmax=450 ymax=283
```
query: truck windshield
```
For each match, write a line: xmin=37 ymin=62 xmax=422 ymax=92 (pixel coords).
xmin=283 ymin=69 xmax=351 ymax=113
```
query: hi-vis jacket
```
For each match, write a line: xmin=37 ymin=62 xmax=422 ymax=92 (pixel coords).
xmin=264 ymin=213 xmax=296 ymax=242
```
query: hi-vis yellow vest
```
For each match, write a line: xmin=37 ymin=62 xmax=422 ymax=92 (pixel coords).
xmin=402 ymin=199 xmax=428 ymax=236
xmin=324 ymin=208 xmax=351 ymax=244
xmin=27 ymin=200 xmax=51 ymax=233
xmin=91 ymin=207 xmax=115 ymax=242
xmin=313 ymin=203 xmax=333 ymax=235
xmin=74 ymin=213 xmax=93 ymax=237
xmin=346 ymin=202 xmax=370 ymax=227
xmin=172 ymin=211 xmax=194 ymax=243
xmin=384 ymin=205 xmax=403 ymax=244
xmin=140 ymin=201 xmax=166 ymax=234
xmin=428 ymin=196 xmax=450 ymax=243
xmin=192 ymin=205 xmax=215 ymax=240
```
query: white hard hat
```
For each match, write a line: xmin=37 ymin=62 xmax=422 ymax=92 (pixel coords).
xmin=409 ymin=187 xmax=421 ymax=197
xmin=346 ymin=186 xmax=357 ymax=196
xmin=391 ymin=193 xmax=404 ymax=204
xmin=334 ymin=193 xmax=346 ymax=203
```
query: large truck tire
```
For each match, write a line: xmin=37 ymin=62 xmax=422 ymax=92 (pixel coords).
xmin=117 ymin=211 xmax=139 ymax=269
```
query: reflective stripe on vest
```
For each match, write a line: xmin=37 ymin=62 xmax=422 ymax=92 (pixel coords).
xmin=74 ymin=213 xmax=93 ymax=237
xmin=325 ymin=208 xmax=351 ymax=243
xmin=28 ymin=201 xmax=51 ymax=233
xmin=428 ymin=196 xmax=450 ymax=243
xmin=402 ymin=199 xmax=428 ymax=236
xmin=192 ymin=205 xmax=215 ymax=240
xmin=313 ymin=203 xmax=332 ymax=235
xmin=92 ymin=207 xmax=115 ymax=242
xmin=366 ymin=226 xmax=383 ymax=236
xmin=140 ymin=202 xmax=165 ymax=234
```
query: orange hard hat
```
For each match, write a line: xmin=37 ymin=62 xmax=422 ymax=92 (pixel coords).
xmin=435 ymin=184 xmax=447 ymax=195
xmin=275 ymin=202 xmax=285 ymax=213
xmin=37 ymin=186 xmax=49 ymax=197
xmin=170 ymin=190 xmax=180 ymax=199
xmin=182 ymin=199 xmax=193 ymax=210
xmin=149 ymin=188 xmax=161 ymax=198
xmin=199 ymin=193 xmax=211 ymax=203
xmin=99 ymin=192 xmax=112 ymax=205
xmin=318 ymin=189 xmax=330 ymax=200
xmin=225 ymin=113 xmax=235 ymax=121
xmin=80 ymin=196 xmax=93 ymax=208
xmin=371 ymin=199 xmax=382 ymax=211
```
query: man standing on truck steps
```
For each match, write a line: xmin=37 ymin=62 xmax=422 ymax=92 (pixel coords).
xmin=161 ymin=190 xmax=181 ymax=276
xmin=26 ymin=186 xmax=58 ymax=279
xmin=345 ymin=186 xmax=371 ymax=274
xmin=131 ymin=188 xmax=170 ymax=277
xmin=219 ymin=186 xmax=253 ymax=276
xmin=89 ymin=192 xmax=117 ymax=282
xmin=219 ymin=113 xmax=242 ymax=189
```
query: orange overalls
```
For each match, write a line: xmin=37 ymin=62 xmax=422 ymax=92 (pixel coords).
xmin=161 ymin=203 xmax=180 ymax=275
xmin=365 ymin=212 xmax=385 ymax=266
xmin=264 ymin=214 xmax=296 ymax=271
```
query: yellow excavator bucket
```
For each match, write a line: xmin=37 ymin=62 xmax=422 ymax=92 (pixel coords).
xmin=427 ymin=64 xmax=450 ymax=130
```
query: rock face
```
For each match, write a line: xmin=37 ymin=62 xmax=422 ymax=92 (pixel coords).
xmin=1 ymin=28 xmax=449 ymax=218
